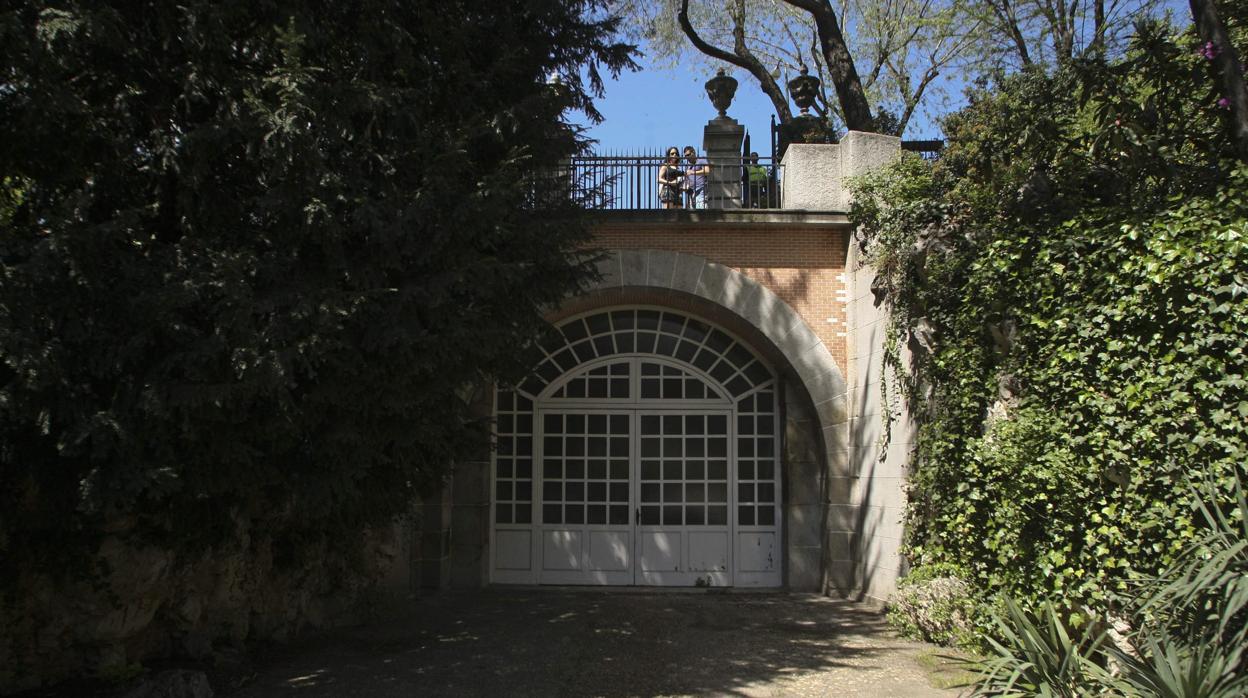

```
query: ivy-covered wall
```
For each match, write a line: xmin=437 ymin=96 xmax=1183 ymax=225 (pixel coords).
xmin=850 ymin=19 xmax=1248 ymax=614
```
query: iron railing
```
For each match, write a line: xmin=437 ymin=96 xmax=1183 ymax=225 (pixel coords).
xmin=901 ymin=139 xmax=944 ymax=160
xmin=568 ymin=153 xmax=783 ymax=211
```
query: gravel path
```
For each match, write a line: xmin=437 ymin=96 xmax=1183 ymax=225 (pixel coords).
xmin=225 ymin=590 xmax=964 ymax=697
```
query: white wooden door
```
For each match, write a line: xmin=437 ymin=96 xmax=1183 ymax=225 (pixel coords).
xmin=535 ymin=410 xmax=634 ymax=585
xmin=635 ymin=411 xmax=733 ymax=586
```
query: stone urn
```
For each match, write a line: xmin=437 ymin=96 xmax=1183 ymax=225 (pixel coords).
xmin=705 ymin=68 xmax=738 ymax=117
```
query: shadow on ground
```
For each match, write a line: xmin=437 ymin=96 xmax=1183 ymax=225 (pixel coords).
xmin=224 ymin=590 xmax=958 ymax=697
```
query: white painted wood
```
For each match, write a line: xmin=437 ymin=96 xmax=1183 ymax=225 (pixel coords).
xmin=490 ymin=308 xmax=785 ymax=588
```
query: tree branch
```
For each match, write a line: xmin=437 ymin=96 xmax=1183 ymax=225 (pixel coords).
xmin=780 ymin=0 xmax=875 ymax=130
xmin=678 ymin=0 xmax=793 ymax=122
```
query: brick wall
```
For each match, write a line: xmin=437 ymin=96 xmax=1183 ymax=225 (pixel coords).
xmin=592 ymin=222 xmax=850 ymax=374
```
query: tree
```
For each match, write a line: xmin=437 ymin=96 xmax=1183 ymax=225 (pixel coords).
xmin=617 ymin=0 xmax=1169 ymax=137
xmin=0 ymin=0 xmax=633 ymax=576
xmin=619 ymin=0 xmax=984 ymax=135
xmin=969 ymin=0 xmax=1170 ymax=68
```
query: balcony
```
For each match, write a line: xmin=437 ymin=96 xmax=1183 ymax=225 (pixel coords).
xmin=567 ymin=140 xmax=940 ymax=212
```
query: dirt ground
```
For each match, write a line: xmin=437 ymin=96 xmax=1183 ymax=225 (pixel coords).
xmin=223 ymin=589 xmax=968 ymax=697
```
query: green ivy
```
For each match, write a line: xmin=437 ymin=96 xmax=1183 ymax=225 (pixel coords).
xmin=852 ymin=19 xmax=1248 ymax=622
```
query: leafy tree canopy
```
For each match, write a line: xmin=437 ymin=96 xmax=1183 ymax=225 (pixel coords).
xmin=614 ymin=0 xmax=1170 ymax=137
xmin=0 ymin=1 xmax=634 ymax=572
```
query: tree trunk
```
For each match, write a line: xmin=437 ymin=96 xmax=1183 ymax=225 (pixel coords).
xmin=781 ymin=0 xmax=876 ymax=131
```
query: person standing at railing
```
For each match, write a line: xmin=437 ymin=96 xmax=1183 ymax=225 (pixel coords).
xmin=746 ymin=152 xmax=770 ymax=208
xmin=659 ymin=147 xmax=685 ymax=209
xmin=682 ymin=146 xmax=710 ymax=209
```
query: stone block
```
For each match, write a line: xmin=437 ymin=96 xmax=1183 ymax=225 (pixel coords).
xmin=826 ymin=530 xmax=857 ymax=561
xmin=812 ymin=394 xmax=848 ymax=430
xmin=694 ymin=261 xmax=732 ymax=303
xmin=741 ymin=285 xmax=801 ymax=342
xmin=647 ymin=249 xmax=678 ymax=288
xmin=670 ymin=253 xmax=705 ymax=295
xmin=824 ymin=559 xmax=860 ymax=597
xmin=781 ymin=144 xmax=844 ymax=211
xmin=786 ymin=459 xmax=824 ymax=505
xmin=821 ymin=422 xmax=851 ymax=462
xmin=787 ymin=546 xmax=823 ymax=591
xmin=776 ymin=317 xmax=824 ymax=364
xmin=619 ymin=248 xmax=648 ymax=287
xmin=839 ymin=131 xmax=902 ymax=187
xmin=827 ymin=503 xmax=865 ymax=533
xmin=593 ymin=251 xmax=621 ymax=289
xmin=783 ymin=459 xmax=823 ymax=506
xmin=451 ymin=504 xmax=487 ymax=546
xmin=826 ymin=475 xmax=858 ymax=505
xmin=784 ymin=414 xmax=822 ymax=465
xmin=719 ymin=272 xmax=758 ymax=316
xmin=787 ymin=504 xmax=825 ymax=547
xmin=791 ymin=346 xmax=846 ymax=413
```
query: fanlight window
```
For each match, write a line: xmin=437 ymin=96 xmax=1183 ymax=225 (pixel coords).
xmin=517 ymin=309 xmax=773 ymax=399
xmin=549 ymin=361 xmax=631 ymax=400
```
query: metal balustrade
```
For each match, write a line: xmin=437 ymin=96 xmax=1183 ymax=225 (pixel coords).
xmin=567 ymin=153 xmax=783 ymax=211
xmin=558 ymin=140 xmax=941 ymax=211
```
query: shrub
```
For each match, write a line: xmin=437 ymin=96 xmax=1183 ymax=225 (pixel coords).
xmin=887 ymin=563 xmax=978 ymax=648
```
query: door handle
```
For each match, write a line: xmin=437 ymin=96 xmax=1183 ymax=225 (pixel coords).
xmin=635 ymin=507 xmax=640 ymax=525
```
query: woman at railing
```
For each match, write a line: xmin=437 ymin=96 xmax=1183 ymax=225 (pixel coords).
xmin=658 ymin=147 xmax=685 ymax=210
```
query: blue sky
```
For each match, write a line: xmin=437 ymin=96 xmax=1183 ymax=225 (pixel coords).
xmin=579 ymin=61 xmax=783 ymax=156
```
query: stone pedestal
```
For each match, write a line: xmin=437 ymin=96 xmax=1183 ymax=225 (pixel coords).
xmin=703 ymin=116 xmax=745 ymax=209
xmin=781 ymin=131 xmax=901 ymax=211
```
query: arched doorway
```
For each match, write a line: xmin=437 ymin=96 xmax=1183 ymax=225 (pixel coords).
xmin=491 ymin=307 xmax=782 ymax=587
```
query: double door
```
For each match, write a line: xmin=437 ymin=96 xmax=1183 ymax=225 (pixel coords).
xmin=527 ymin=408 xmax=735 ymax=586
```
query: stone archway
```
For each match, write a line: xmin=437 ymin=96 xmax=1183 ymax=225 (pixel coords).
xmin=528 ymin=250 xmax=855 ymax=591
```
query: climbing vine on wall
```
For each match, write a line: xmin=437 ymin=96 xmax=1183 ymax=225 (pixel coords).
xmin=850 ymin=18 xmax=1248 ymax=615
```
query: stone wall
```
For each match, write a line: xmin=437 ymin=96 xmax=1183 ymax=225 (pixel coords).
xmin=0 ymin=516 xmax=402 ymax=694
xmin=838 ymin=231 xmax=916 ymax=602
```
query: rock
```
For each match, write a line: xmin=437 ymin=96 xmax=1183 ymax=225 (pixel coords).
xmin=123 ymin=669 xmax=213 ymax=698
xmin=181 ymin=630 xmax=213 ymax=660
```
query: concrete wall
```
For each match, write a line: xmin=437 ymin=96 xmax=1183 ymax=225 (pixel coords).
xmin=841 ymin=245 xmax=915 ymax=602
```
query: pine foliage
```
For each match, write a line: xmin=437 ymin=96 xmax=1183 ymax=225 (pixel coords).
xmin=0 ymin=1 xmax=634 ymax=576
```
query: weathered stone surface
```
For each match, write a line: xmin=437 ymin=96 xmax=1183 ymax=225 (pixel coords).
xmin=123 ymin=670 xmax=213 ymax=698
xmin=646 ymin=249 xmax=678 ymax=288
xmin=619 ymin=248 xmax=648 ymax=287
xmin=669 ymin=253 xmax=704 ymax=295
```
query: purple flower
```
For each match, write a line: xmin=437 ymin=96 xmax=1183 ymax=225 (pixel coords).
xmin=1218 ymin=97 xmax=1231 ymax=109
xmin=1199 ymin=41 xmax=1221 ymax=60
